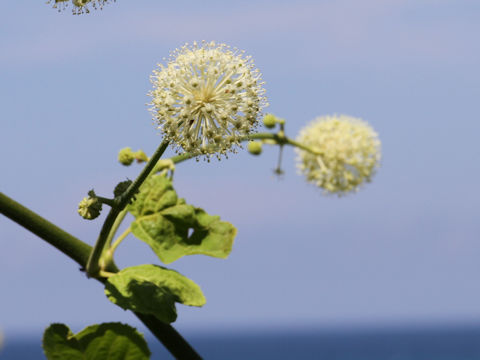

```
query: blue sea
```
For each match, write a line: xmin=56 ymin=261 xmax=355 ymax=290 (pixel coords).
xmin=2 ymin=325 xmax=480 ymax=359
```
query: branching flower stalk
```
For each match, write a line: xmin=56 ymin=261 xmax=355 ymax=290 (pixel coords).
xmin=164 ymin=131 xmax=324 ymax=167
xmin=86 ymin=139 xmax=169 ymax=278
xmin=100 ymin=125 xmax=318 ymax=261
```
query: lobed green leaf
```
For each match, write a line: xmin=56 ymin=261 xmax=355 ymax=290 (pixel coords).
xmin=104 ymin=264 xmax=206 ymax=323
xmin=128 ymin=175 xmax=177 ymax=218
xmin=128 ymin=175 xmax=236 ymax=264
xmin=43 ymin=322 xmax=150 ymax=360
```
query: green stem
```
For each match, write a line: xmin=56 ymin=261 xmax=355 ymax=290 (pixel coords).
xmin=0 ymin=192 xmax=202 ymax=359
xmin=0 ymin=192 xmax=91 ymax=267
xmin=110 ymin=226 xmax=131 ymax=253
xmin=86 ymin=140 xmax=170 ymax=277
xmin=275 ymin=144 xmax=284 ymax=175
xmin=170 ymin=152 xmax=197 ymax=165
xmin=286 ymin=138 xmax=322 ymax=155
xmin=246 ymin=132 xmax=322 ymax=155
xmin=99 ymin=270 xmax=116 ymax=278
xmin=118 ymin=139 xmax=170 ymax=209
xmin=136 ymin=313 xmax=202 ymax=360
xmin=87 ymin=208 xmax=120 ymax=275
xmin=105 ymin=208 xmax=128 ymax=249
xmin=96 ymin=196 xmax=115 ymax=207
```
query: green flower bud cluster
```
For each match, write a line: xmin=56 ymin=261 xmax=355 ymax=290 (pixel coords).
xmin=118 ymin=147 xmax=149 ymax=166
xmin=78 ymin=190 xmax=102 ymax=220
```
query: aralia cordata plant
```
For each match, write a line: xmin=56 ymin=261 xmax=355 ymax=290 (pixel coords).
xmin=0 ymin=3 xmax=382 ymax=359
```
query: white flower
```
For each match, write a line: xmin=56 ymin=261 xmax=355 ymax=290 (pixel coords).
xmin=295 ymin=115 xmax=381 ymax=195
xmin=149 ymin=41 xmax=267 ymax=157
xmin=48 ymin=0 xmax=115 ymax=14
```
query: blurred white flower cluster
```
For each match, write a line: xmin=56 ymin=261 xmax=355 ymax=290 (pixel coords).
xmin=296 ymin=115 xmax=381 ymax=195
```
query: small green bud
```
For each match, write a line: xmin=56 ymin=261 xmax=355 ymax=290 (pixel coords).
xmin=113 ymin=180 xmax=133 ymax=198
xmin=118 ymin=147 xmax=135 ymax=166
xmin=78 ymin=191 xmax=102 ymax=220
xmin=134 ymin=150 xmax=149 ymax=163
xmin=263 ymin=114 xmax=277 ymax=129
xmin=247 ymin=141 xmax=263 ymax=155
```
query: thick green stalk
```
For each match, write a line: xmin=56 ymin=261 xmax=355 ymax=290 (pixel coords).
xmin=136 ymin=313 xmax=201 ymax=360
xmin=0 ymin=192 xmax=202 ymax=359
xmin=86 ymin=140 xmax=169 ymax=277
xmin=0 ymin=192 xmax=91 ymax=266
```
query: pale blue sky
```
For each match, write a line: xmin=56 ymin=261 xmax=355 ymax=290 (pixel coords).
xmin=1 ymin=0 xmax=480 ymax=339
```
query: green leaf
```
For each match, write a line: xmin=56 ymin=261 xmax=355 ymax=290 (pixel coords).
xmin=105 ymin=264 xmax=206 ymax=323
xmin=128 ymin=175 xmax=177 ymax=218
xmin=128 ymin=174 xmax=236 ymax=264
xmin=75 ymin=323 xmax=150 ymax=360
xmin=43 ymin=323 xmax=150 ymax=360
xmin=43 ymin=324 xmax=83 ymax=360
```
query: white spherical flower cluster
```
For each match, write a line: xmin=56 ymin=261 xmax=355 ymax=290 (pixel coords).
xmin=49 ymin=0 xmax=115 ymax=14
xmin=295 ymin=115 xmax=381 ymax=195
xmin=149 ymin=41 xmax=267 ymax=157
